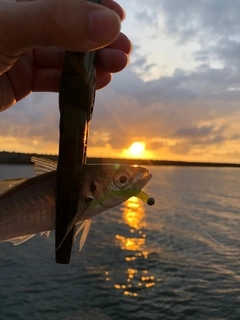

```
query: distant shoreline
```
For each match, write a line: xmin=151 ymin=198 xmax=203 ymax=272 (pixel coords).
xmin=0 ymin=151 xmax=239 ymax=168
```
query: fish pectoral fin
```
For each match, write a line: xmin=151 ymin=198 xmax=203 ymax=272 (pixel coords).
xmin=4 ymin=234 xmax=36 ymax=245
xmin=31 ymin=156 xmax=57 ymax=176
xmin=74 ymin=219 xmax=92 ymax=251
xmin=56 ymin=200 xmax=92 ymax=252
xmin=0 ymin=178 xmax=27 ymax=195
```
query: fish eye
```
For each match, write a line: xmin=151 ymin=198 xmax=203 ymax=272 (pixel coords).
xmin=119 ymin=175 xmax=127 ymax=184
xmin=114 ymin=171 xmax=130 ymax=188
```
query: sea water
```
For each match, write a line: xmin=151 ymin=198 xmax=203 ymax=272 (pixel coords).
xmin=0 ymin=164 xmax=240 ymax=320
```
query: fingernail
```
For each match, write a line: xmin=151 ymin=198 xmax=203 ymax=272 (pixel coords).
xmin=89 ymin=9 xmax=121 ymax=47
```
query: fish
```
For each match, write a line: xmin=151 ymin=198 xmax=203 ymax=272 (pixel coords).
xmin=0 ymin=157 xmax=153 ymax=250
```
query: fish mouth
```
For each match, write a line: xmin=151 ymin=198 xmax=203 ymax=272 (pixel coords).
xmin=132 ymin=168 xmax=152 ymax=190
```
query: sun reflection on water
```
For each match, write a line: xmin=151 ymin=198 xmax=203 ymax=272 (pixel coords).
xmin=112 ymin=197 xmax=157 ymax=297
xmin=122 ymin=196 xmax=146 ymax=230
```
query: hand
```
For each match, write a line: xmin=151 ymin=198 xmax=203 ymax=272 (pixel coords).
xmin=0 ymin=0 xmax=132 ymax=111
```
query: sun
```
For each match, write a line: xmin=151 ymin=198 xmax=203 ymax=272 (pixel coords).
xmin=121 ymin=141 xmax=154 ymax=159
xmin=128 ymin=142 xmax=146 ymax=158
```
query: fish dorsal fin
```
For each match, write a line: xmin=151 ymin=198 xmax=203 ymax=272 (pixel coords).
xmin=0 ymin=178 xmax=27 ymax=195
xmin=74 ymin=219 xmax=92 ymax=251
xmin=4 ymin=234 xmax=36 ymax=245
xmin=31 ymin=157 xmax=57 ymax=175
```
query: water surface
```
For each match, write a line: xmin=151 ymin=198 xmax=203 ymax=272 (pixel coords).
xmin=1 ymin=164 xmax=240 ymax=320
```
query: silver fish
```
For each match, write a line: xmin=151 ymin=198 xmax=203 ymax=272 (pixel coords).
xmin=0 ymin=157 xmax=152 ymax=250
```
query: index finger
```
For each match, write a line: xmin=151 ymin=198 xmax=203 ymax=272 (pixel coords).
xmin=15 ymin=0 xmax=126 ymax=21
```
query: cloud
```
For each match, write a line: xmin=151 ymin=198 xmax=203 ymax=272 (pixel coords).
xmin=173 ymin=125 xmax=215 ymax=139
xmin=90 ymin=52 xmax=240 ymax=161
xmin=1 ymin=0 xmax=240 ymax=162
xmin=134 ymin=8 xmax=159 ymax=30
xmin=158 ymin=0 xmax=240 ymax=42
xmin=0 ymin=93 xmax=59 ymax=153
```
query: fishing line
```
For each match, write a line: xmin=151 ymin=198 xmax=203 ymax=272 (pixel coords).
xmin=157 ymin=202 xmax=240 ymax=263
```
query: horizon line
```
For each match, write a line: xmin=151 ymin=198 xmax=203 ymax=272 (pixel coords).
xmin=0 ymin=151 xmax=240 ymax=167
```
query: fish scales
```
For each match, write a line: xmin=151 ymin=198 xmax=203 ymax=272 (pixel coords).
xmin=0 ymin=172 xmax=56 ymax=241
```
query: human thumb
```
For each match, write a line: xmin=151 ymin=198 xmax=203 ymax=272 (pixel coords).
xmin=0 ymin=0 xmax=121 ymax=55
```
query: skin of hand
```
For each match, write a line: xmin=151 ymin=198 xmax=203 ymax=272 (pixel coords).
xmin=0 ymin=0 xmax=132 ymax=111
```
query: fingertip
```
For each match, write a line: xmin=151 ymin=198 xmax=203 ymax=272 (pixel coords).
xmin=101 ymin=0 xmax=126 ymax=21
xmin=88 ymin=8 xmax=121 ymax=48
xmin=96 ymin=70 xmax=112 ymax=89
xmin=107 ymin=32 xmax=132 ymax=55
xmin=96 ymin=48 xmax=129 ymax=73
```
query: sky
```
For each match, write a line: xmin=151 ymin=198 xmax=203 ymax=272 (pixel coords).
xmin=1 ymin=0 xmax=240 ymax=162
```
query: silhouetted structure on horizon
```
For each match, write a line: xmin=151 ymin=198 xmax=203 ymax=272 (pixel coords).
xmin=0 ymin=151 xmax=239 ymax=168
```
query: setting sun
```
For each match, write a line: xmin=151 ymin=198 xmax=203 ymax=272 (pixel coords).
xmin=122 ymin=142 xmax=146 ymax=159
xmin=129 ymin=142 xmax=145 ymax=157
